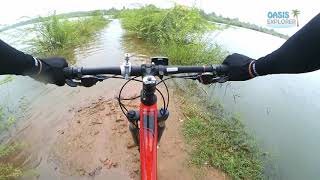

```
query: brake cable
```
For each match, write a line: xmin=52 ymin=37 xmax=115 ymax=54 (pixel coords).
xmin=79 ymin=73 xmax=220 ymax=124
xmin=156 ymin=87 xmax=166 ymax=112
xmin=158 ymin=80 xmax=170 ymax=111
xmin=118 ymin=77 xmax=168 ymax=119
xmin=117 ymin=76 xmax=142 ymax=118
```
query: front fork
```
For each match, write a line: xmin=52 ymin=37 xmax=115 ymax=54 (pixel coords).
xmin=127 ymin=108 xmax=169 ymax=147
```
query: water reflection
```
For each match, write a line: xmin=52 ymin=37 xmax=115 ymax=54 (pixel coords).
xmin=211 ymin=26 xmax=320 ymax=180
xmin=120 ymin=33 xmax=157 ymax=57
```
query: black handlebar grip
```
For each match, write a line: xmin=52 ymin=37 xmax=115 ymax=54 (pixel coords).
xmin=216 ymin=64 xmax=229 ymax=75
xmin=63 ymin=67 xmax=80 ymax=78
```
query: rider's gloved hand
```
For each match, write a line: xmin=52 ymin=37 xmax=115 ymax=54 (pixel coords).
xmin=30 ymin=57 xmax=68 ymax=86
xmin=222 ymin=53 xmax=258 ymax=81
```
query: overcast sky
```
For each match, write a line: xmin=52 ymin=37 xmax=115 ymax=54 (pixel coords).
xmin=0 ymin=0 xmax=319 ymax=36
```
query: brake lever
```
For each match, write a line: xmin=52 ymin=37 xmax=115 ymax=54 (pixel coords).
xmin=215 ymin=76 xmax=228 ymax=83
xmin=80 ymin=76 xmax=107 ymax=87
xmin=197 ymin=73 xmax=228 ymax=84
xmin=65 ymin=76 xmax=108 ymax=87
xmin=66 ymin=79 xmax=80 ymax=87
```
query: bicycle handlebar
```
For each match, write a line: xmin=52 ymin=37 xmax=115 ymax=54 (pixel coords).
xmin=64 ymin=64 xmax=229 ymax=78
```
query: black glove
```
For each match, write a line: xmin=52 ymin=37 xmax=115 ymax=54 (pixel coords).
xmin=30 ymin=57 xmax=68 ymax=86
xmin=222 ymin=53 xmax=256 ymax=81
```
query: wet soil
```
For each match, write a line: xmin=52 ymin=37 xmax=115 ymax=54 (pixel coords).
xmin=43 ymin=82 xmax=229 ymax=180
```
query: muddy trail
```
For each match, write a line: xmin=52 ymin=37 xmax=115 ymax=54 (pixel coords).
xmin=9 ymin=80 xmax=228 ymax=180
xmin=45 ymin=83 xmax=227 ymax=180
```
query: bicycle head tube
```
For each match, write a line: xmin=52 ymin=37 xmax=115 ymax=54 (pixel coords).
xmin=141 ymin=75 xmax=157 ymax=106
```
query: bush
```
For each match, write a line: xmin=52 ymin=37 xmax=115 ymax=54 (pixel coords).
xmin=30 ymin=12 xmax=109 ymax=63
xmin=119 ymin=5 xmax=225 ymax=65
xmin=120 ymin=5 xmax=214 ymax=44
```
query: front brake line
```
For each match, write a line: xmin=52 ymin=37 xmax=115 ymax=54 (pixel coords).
xmin=117 ymin=76 xmax=143 ymax=118
xmin=117 ymin=76 xmax=168 ymax=120
xmin=156 ymin=87 xmax=166 ymax=112
xmin=158 ymin=80 xmax=170 ymax=111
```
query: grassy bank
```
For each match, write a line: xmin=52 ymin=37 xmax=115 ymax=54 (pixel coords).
xmin=119 ymin=5 xmax=266 ymax=179
xmin=28 ymin=12 xmax=109 ymax=63
xmin=176 ymin=82 xmax=265 ymax=179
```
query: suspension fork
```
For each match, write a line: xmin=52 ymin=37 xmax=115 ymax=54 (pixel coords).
xmin=128 ymin=109 xmax=169 ymax=147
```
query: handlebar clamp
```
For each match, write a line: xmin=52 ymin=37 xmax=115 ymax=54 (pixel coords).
xmin=121 ymin=54 xmax=132 ymax=79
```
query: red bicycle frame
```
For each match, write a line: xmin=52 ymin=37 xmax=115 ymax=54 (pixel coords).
xmin=138 ymin=75 xmax=159 ymax=180
xmin=139 ymin=103 xmax=158 ymax=180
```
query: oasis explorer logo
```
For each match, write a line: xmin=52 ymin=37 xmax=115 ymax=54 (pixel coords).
xmin=267 ymin=10 xmax=300 ymax=28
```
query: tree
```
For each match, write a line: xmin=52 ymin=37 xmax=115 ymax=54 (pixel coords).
xmin=292 ymin=9 xmax=300 ymax=27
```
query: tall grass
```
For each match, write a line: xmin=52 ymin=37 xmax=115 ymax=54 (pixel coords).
xmin=119 ymin=5 xmax=225 ymax=65
xmin=30 ymin=12 xmax=109 ymax=63
xmin=120 ymin=5 xmax=266 ymax=179
xmin=120 ymin=5 xmax=212 ymax=44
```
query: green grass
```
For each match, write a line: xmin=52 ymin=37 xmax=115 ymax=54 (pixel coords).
xmin=0 ymin=163 xmax=23 ymax=179
xmin=29 ymin=12 xmax=109 ymax=63
xmin=0 ymin=143 xmax=29 ymax=180
xmin=119 ymin=5 xmax=214 ymax=44
xmin=176 ymin=83 xmax=266 ymax=179
xmin=0 ymin=106 xmax=16 ymax=132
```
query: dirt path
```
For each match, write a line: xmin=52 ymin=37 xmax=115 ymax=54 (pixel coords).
xmin=46 ymin=81 xmax=228 ymax=180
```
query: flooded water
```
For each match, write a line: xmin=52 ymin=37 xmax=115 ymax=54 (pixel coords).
xmin=0 ymin=19 xmax=135 ymax=179
xmin=209 ymin=26 xmax=320 ymax=180
xmin=1 ymin=19 xmax=319 ymax=180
